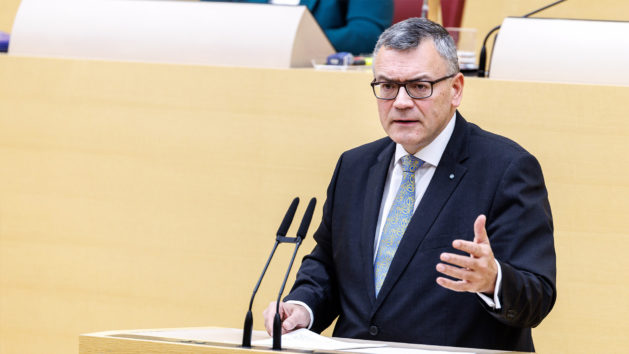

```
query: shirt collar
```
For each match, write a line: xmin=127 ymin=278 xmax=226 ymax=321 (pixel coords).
xmin=393 ymin=112 xmax=456 ymax=167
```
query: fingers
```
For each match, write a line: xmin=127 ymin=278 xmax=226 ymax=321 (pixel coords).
xmin=452 ymin=239 xmax=483 ymax=258
xmin=436 ymin=256 xmax=497 ymax=293
xmin=436 ymin=262 xmax=473 ymax=282
xmin=436 ymin=255 xmax=487 ymax=289
xmin=281 ymin=312 xmax=299 ymax=333
xmin=451 ymin=214 xmax=490 ymax=258
xmin=440 ymin=252 xmax=475 ymax=269
xmin=436 ymin=276 xmax=470 ymax=292
xmin=435 ymin=214 xmax=497 ymax=294
xmin=436 ymin=250 xmax=497 ymax=293
xmin=473 ymin=214 xmax=488 ymax=244
xmin=263 ymin=301 xmax=281 ymax=336
xmin=281 ymin=303 xmax=311 ymax=334
xmin=262 ymin=301 xmax=311 ymax=336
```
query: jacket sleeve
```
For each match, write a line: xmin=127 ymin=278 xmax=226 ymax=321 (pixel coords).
xmin=481 ymin=152 xmax=557 ymax=328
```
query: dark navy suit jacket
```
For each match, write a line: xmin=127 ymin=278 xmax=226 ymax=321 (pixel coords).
xmin=285 ymin=113 xmax=557 ymax=352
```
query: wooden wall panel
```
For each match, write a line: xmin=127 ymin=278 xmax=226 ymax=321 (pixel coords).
xmin=1 ymin=56 xmax=628 ymax=353
xmin=0 ymin=56 xmax=381 ymax=354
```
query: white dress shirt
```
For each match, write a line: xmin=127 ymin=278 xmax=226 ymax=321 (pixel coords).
xmin=373 ymin=114 xmax=456 ymax=257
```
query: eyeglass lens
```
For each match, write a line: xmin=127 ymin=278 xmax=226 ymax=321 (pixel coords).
xmin=373 ymin=82 xmax=432 ymax=99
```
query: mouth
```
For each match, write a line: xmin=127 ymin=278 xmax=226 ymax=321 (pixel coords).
xmin=392 ymin=119 xmax=420 ymax=125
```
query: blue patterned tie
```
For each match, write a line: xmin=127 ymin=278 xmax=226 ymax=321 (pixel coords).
xmin=374 ymin=154 xmax=422 ymax=296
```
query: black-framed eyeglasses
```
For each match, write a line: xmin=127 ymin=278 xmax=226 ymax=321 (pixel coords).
xmin=370 ymin=73 xmax=458 ymax=100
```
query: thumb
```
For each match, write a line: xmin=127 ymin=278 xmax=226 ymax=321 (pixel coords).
xmin=282 ymin=318 xmax=296 ymax=331
xmin=281 ymin=306 xmax=297 ymax=331
xmin=473 ymin=214 xmax=489 ymax=244
xmin=281 ymin=305 xmax=309 ymax=333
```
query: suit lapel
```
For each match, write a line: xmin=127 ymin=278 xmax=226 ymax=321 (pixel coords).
xmin=373 ymin=113 xmax=470 ymax=309
xmin=360 ymin=141 xmax=395 ymax=306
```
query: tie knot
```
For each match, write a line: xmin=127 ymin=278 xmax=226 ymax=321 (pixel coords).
xmin=401 ymin=155 xmax=422 ymax=173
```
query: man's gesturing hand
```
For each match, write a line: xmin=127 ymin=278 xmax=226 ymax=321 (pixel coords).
xmin=263 ymin=301 xmax=310 ymax=336
xmin=436 ymin=214 xmax=498 ymax=295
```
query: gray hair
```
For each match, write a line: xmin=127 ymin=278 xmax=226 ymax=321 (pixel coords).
xmin=373 ymin=18 xmax=459 ymax=74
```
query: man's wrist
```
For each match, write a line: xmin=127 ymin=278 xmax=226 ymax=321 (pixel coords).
xmin=476 ymin=259 xmax=502 ymax=309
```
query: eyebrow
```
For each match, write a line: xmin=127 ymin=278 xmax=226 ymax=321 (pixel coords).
xmin=375 ymin=75 xmax=432 ymax=83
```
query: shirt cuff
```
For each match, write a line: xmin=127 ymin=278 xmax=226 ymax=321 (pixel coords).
xmin=476 ymin=259 xmax=502 ymax=310
xmin=285 ymin=300 xmax=314 ymax=329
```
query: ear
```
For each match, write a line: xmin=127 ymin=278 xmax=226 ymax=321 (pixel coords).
xmin=450 ymin=73 xmax=464 ymax=108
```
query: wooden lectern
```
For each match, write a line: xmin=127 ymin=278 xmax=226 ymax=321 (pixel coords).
xmin=79 ymin=327 xmax=517 ymax=354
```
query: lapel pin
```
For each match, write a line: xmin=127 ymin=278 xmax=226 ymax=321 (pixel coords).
xmin=449 ymin=174 xmax=455 ymax=180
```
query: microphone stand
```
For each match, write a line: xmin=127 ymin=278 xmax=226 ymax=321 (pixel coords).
xmin=242 ymin=241 xmax=280 ymax=348
xmin=272 ymin=235 xmax=303 ymax=350
xmin=272 ymin=197 xmax=316 ymax=351
xmin=242 ymin=197 xmax=299 ymax=348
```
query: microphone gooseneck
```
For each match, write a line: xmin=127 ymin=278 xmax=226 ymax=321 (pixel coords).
xmin=272 ymin=198 xmax=317 ymax=350
xmin=477 ymin=25 xmax=501 ymax=78
xmin=242 ymin=198 xmax=299 ymax=348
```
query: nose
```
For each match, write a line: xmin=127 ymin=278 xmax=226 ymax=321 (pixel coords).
xmin=392 ymin=85 xmax=414 ymax=110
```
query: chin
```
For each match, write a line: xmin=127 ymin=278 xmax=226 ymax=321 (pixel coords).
xmin=391 ymin=133 xmax=422 ymax=146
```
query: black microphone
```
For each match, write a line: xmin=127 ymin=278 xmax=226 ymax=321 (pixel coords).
xmin=242 ymin=197 xmax=299 ymax=348
xmin=477 ymin=24 xmax=500 ymax=77
xmin=477 ymin=0 xmax=567 ymax=77
xmin=296 ymin=198 xmax=316 ymax=240
xmin=272 ymin=198 xmax=317 ymax=350
xmin=277 ymin=198 xmax=299 ymax=237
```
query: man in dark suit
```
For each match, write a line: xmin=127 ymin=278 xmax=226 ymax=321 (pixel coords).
xmin=263 ymin=18 xmax=556 ymax=352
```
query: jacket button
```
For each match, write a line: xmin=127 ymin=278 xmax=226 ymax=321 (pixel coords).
xmin=369 ymin=325 xmax=379 ymax=336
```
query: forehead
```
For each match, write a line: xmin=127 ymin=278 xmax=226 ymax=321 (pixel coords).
xmin=373 ymin=40 xmax=448 ymax=81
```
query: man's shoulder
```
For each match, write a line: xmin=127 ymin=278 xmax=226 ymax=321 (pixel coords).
xmin=342 ymin=136 xmax=394 ymax=160
xmin=466 ymin=121 xmax=533 ymax=160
